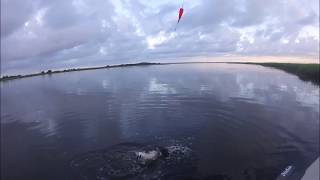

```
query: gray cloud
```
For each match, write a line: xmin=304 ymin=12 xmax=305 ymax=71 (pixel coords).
xmin=1 ymin=0 xmax=40 ymax=37
xmin=1 ymin=0 xmax=319 ymax=74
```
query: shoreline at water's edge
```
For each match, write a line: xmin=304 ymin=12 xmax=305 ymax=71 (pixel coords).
xmin=231 ymin=62 xmax=319 ymax=85
xmin=0 ymin=62 xmax=162 ymax=82
xmin=1 ymin=62 xmax=319 ymax=85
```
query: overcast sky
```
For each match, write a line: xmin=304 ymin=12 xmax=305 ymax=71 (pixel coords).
xmin=1 ymin=0 xmax=319 ymax=74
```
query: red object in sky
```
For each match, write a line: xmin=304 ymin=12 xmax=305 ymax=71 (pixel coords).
xmin=178 ymin=8 xmax=184 ymax=23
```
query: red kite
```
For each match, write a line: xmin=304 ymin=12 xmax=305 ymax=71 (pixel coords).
xmin=175 ymin=0 xmax=184 ymax=30
xmin=178 ymin=7 xmax=184 ymax=23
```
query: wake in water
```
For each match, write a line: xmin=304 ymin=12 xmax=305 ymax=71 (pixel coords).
xmin=70 ymin=142 xmax=311 ymax=180
xmin=70 ymin=143 xmax=198 ymax=180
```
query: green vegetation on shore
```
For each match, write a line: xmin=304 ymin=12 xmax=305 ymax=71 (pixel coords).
xmin=243 ymin=62 xmax=319 ymax=85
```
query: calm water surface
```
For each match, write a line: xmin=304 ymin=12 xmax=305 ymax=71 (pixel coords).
xmin=1 ymin=64 xmax=319 ymax=180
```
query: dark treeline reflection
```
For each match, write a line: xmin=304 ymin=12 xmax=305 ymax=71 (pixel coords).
xmin=1 ymin=64 xmax=319 ymax=180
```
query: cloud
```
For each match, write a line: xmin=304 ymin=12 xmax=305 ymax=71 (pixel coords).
xmin=1 ymin=0 xmax=319 ymax=74
xmin=1 ymin=0 xmax=40 ymax=37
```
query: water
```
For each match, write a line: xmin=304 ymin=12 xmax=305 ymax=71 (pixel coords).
xmin=1 ymin=63 xmax=319 ymax=180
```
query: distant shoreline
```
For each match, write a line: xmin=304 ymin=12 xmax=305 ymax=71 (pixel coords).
xmin=0 ymin=62 xmax=162 ymax=82
xmin=1 ymin=62 xmax=319 ymax=85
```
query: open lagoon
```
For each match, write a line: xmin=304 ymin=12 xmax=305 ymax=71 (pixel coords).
xmin=1 ymin=63 xmax=319 ymax=180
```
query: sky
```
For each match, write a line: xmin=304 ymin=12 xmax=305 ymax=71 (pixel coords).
xmin=1 ymin=0 xmax=319 ymax=75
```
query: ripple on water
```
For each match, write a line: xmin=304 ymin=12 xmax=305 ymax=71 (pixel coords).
xmin=70 ymin=143 xmax=196 ymax=180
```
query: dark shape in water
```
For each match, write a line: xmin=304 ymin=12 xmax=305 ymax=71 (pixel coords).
xmin=70 ymin=143 xmax=197 ymax=180
xmin=70 ymin=142 xmax=306 ymax=180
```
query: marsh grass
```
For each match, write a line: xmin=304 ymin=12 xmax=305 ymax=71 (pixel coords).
xmin=247 ymin=63 xmax=319 ymax=85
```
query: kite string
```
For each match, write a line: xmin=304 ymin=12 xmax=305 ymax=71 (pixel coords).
xmin=174 ymin=20 xmax=179 ymax=31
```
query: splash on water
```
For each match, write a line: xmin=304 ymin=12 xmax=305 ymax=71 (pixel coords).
xmin=70 ymin=143 xmax=196 ymax=180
